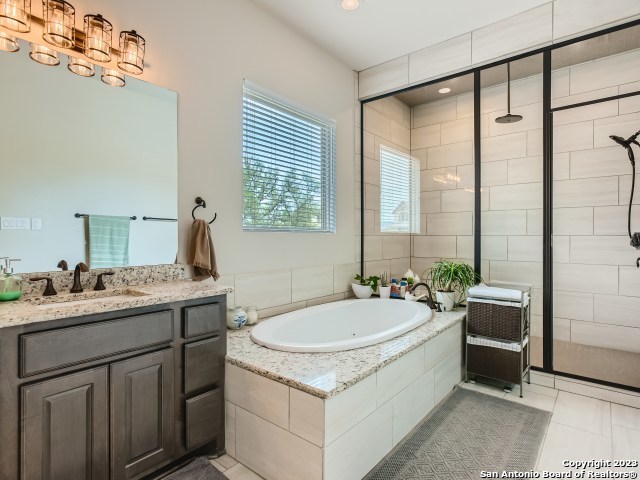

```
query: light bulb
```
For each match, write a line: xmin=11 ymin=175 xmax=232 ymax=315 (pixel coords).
xmin=341 ymin=0 xmax=359 ymax=11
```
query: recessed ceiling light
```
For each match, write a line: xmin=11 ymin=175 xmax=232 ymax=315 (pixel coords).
xmin=341 ymin=0 xmax=360 ymax=10
xmin=439 ymin=87 xmax=451 ymax=94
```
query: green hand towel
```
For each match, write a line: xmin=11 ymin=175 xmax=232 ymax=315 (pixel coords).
xmin=88 ymin=215 xmax=131 ymax=268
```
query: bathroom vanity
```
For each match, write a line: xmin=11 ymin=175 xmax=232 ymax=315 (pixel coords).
xmin=0 ymin=281 xmax=231 ymax=480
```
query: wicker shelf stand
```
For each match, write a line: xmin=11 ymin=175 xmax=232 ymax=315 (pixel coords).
xmin=465 ymin=286 xmax=532 ymax=397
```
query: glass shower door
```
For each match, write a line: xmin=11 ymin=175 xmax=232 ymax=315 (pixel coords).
xmin=550 ymin=25 xmax=640 ymax=388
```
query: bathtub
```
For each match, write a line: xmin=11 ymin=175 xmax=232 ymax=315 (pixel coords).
xmin=250 ymin=298 xmax=432 ymax=352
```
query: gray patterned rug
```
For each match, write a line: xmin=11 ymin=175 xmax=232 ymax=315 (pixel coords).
xmin=364 ymin=387 xmax=551 ymax=480
xmin=163 ymin=456 xmax=227 ymax=480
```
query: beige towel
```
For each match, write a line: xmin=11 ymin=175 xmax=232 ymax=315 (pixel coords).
xmin=188 ymin=219 xmax=220 ymax=281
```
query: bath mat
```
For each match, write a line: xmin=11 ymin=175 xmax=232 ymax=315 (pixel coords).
xmin=364 ymin=387 xmax=551 ymax=480
xmin=163 ymin=456 xmax=227 ymax=480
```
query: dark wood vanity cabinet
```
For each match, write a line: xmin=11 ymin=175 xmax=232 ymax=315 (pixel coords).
xmin=0 ymin=295 xmax=227 ymax=480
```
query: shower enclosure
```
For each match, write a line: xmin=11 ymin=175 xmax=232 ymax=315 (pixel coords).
xmin=360 ymin=20 xmax=640 ymax=391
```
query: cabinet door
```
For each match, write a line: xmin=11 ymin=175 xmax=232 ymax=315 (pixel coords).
xmin=21 ymin=367 xmax=109 ymax=480
xmin=110 ymin=349 xmax=175 ymax=480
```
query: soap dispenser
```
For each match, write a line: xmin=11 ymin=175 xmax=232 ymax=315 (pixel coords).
xmin=0 ymin=258 xmax=22 ymax=302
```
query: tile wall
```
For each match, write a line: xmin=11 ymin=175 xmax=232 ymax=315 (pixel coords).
xmin=361 ymin=97 xmax=414 ymax=280
xmin=358 ymin=0 xmax=640 ymax=99
xmin=404 ymin=48 xmax=640 ymax=358
xmin=550 ymin=48 xmax=640 ymax=354
xmin=409 ymin=84 xmax=478 ymax=279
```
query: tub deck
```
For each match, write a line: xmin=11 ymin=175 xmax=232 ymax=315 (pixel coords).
xmin=226 ymin=309 xmax=466 ymax=398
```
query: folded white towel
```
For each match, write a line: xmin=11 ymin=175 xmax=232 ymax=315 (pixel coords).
xmin=468 ymin=284 xmax=528 ymax=304
xmin=467 ymin=335 xmax=529 ymax=352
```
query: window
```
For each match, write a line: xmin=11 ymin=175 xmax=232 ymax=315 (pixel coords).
xmin=379 ymin=146 xmax=420 ymax=233
xmin=242 ymin=83 xmax=336 ymax=232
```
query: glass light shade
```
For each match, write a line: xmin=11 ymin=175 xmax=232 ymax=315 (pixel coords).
xmin=0 ymin=31 xmax=19 ymax=51
xmin=341 ymin=0 xmax=359 ymax=10
xmin=29 ymin=43 xmax=59 ymax=65
xmin=117 ymin=30 xmax=144 ymax=75
xmin=42 ymin=0 xmax=74 ymax=48
xmin=101 ymin=67 xmax=124 ymax=87
xmin=84 ymin=13 xmax=111 ymax=62
xmin=0 ymin=0 xmax=30 ymax=32
xmin=68 ymin=56 xmax=94 ymax=76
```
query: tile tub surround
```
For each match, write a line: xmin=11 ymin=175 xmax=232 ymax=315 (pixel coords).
xmin=226 ymin=309 xmax=465 ymax=398
xmin=20 ymin=263 xmax=185 ymax=298
xmin=225 ymin=316 xmax=464 ymax=480
xmin=0 ymin=280 xmax=232 ymax=328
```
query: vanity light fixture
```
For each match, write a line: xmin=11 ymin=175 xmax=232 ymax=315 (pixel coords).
xmin=101 ymin=66 xmax=125 ymax=87
xmin=341 ymin=0 xmax=359 ymax=10
xmin=84 ymin=13 xmax=111 ymax=62
xmin=0 ymin=31 xmax=19 ymax=51
xmin=0 ymin=0 xmax=30 ymax=32
xmin=68 ymin=55 xmax=94 ymax=76
xmin=438 ymin=87 xmax=451 ymax=94
xmin=42 ymin=0 xmax=74 ymax=48
xmin=29 ymin=42 xmax=59 ymax=65
xmin=117 ymin=30 xmax=144 ymax=75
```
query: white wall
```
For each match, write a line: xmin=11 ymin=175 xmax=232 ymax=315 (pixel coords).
xmin=1 ymin=0 xmax=358 ymax=301
xmin=145 ymin=0 xmax=357 ymax=275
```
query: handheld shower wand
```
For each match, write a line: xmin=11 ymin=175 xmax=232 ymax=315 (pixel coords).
xmin=610 ymin=129 xmax=640 ymax=267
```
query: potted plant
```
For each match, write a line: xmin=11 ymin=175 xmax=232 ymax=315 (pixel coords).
xmin=422 ymin=261 xmax=482 ymax=311
xmin=378 ymin=273 xmax=391 ymax=299
xmin=352 ymin=274 xmax=381 ymax=299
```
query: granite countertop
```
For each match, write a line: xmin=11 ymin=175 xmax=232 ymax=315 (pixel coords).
xmin=226 ymin=310 xmax=466 ymax=399
xmin=0 ymin=280 xmax=233 ymax=329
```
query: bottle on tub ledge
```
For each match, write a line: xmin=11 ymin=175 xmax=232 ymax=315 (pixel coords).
xmin=390 ymin=278 xmax=401 ymax=298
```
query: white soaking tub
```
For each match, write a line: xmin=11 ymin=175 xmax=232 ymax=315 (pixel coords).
xmin=250 ymin=299 xmax=432 ymax=352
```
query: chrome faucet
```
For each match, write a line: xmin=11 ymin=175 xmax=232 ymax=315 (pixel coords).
xmin=70 ymin=262 xmax=89 ymax=293
xmin=409 ymin=282 xmax=439 ymax=311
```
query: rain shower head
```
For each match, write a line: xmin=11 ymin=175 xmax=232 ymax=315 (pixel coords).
xmin=495 ymin=113 xmax=523 ymax=124
xmin=495 ymin=62 xmax=523 ymax=124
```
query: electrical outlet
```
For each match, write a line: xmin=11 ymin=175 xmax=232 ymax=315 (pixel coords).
xmin=31 ymin=218 xmax=42 ymax=230
xmin=0 ymin=217 xmax=30 ymax=230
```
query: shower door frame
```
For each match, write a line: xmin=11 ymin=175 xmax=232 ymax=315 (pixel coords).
xmin=359 ymin=18 xmax=640 ymax=393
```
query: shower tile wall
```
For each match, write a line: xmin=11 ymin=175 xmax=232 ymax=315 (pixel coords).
xmin=551 ymin=48 xmax=640 ymax=360
xmin=407 ymin=48 xmax=640 ymax=374
xmin=410 ymin=92 xmax=479 ymax=279
xmin=362 ymin=97 xmax=413 ymax=279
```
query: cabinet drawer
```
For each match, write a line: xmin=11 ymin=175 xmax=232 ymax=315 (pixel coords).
xmin=184 ymin=337 xmax=223 ymax=396
xmin=185 ymin=389 xmax=222 ymax=450
xmin=183 ymin=303 xmax=223 ymax=339
xmin=20 ymin=310 xmax=174 ymax=377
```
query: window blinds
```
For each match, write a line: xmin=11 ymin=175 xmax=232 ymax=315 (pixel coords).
xmin=242 ymin=83 xmax=336 ymax=232
xmin=379 ymin=145 xmax=421 ymax=233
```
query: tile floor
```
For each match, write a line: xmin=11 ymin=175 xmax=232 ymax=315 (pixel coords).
xmin=210 ymin=373 xmax=640 ymax=479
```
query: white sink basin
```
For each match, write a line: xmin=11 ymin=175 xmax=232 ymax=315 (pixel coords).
xmin=27 ymin=289 xmax=150 ymax=309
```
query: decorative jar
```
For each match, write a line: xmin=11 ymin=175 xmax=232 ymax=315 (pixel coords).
xmin=226 ymin=306 xmax=247 ymax=330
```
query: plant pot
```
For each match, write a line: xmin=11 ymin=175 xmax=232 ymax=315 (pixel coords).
xmin=378 ymin=285 xmax=391 ymax=299
xmin=352 ymin=283 xmax=373 ymax=299
xmin=436 ymin=291 xmax=456 ymax=312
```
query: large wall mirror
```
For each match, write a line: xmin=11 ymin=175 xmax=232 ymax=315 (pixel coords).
xmin=0 ymin=40 xmax=178 ymax=273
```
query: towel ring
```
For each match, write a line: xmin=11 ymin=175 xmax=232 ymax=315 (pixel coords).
xmin=191 ymin=197 xmax=217 ymax=224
